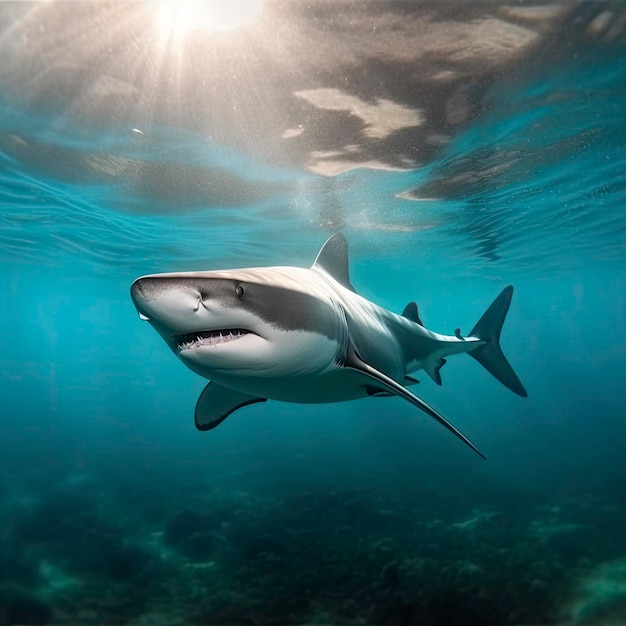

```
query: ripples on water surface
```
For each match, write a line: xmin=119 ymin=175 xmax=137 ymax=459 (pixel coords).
xmin=1 ymin=3 xmax=626 ymax=625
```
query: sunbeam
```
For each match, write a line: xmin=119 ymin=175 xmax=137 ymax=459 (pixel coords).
xmin=155 ymin=0 xmax=264 ymax=36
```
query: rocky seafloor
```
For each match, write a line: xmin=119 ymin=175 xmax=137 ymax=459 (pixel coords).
xmin=1 ymin=473 xmax=625 ymax=626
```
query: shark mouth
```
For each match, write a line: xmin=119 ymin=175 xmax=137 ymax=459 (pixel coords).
xmin=176 ymin=329 xmax=251 ymax=352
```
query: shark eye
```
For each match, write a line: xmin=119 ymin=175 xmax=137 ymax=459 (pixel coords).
xmin=235 ymin=284 xmax=244 ymax=298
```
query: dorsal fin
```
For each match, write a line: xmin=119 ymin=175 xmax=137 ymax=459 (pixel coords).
xmin=402 ymin=301 xmax=423 ymax=326
xmin=312 ymin=233 xmax=356 ymax=292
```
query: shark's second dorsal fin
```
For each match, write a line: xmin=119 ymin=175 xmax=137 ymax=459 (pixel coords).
xmin=312 ymin=233 xmax=357 ymax=293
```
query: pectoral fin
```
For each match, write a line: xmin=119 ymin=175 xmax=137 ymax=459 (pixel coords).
xmin=345 ymin=346 xmax=485 ymax=459
xmin=195 ymin=382 xmax=266 ymax=431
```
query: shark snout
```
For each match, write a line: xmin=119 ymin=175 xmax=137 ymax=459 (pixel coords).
xmin=131 ymin=276 xmax=171 ymax=302
xmin=130 ymin=278 xmax=145 ymax=303
xmin=132 ymin=276 xmax=199 ymax=304
xmin=130 ymin=276 xmax=201 ymax=326
xmin=130 ymin=279 xmax=151 ymax=320
xmin=130 ymin=277 xmax=159 ymax=317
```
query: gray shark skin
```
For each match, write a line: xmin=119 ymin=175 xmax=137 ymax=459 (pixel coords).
xmin=130 ymin=234 xmax=527 ymax=459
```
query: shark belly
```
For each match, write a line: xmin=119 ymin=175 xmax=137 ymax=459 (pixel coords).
xmin=208 ymin=366 xmax=372 ymax=404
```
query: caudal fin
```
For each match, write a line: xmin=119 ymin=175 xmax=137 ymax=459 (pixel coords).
xmin=469 ymin=286 xmax=527 ymax=397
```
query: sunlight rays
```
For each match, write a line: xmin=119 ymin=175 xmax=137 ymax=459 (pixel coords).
xmin=155 ymin=0 xmax=264 ymax=36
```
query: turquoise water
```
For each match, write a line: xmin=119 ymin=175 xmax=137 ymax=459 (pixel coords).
xmin=1 ymin=5 xmax=626 ymax=625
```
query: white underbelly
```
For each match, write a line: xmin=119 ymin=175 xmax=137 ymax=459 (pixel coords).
xmin=213 ymin=367 xmax=372 ymax=404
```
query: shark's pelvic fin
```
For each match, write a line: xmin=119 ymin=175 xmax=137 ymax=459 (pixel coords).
xmin=402 ymin=301 xmax=424 ymax=327
xmin=312 ymin=233 xmax=357 ymax=293
xmin=468 ymin=286 xmax=527 ymax=398
xmin=195 ymin=382 xmax=267 ymax=431
xmin=424 ymin=358 xmax=447 ymax=386
xmin=345 ymin=346 xmax=486 ymax=460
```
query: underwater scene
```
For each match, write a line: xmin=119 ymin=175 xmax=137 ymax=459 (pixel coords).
xmin=1 ymin=2 xmax=626 ymax=625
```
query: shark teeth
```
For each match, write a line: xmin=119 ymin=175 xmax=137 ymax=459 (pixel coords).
xmin=177 ymin=328 xmax=250 ymax=352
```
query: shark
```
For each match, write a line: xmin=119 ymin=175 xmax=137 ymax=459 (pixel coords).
xmin=130 ymin=234 xmax=527 ymax=459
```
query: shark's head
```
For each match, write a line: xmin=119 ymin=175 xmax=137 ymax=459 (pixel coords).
xmin=130 ymin=267 xmax=346 ymax=383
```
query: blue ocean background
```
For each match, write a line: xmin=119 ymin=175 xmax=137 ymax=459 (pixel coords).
xmin=1 ymin=4 xmax=626 ymax=625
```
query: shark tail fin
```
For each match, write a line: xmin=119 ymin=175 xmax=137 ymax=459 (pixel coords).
xmin=469 ymin=286 xmax=527 ymax=397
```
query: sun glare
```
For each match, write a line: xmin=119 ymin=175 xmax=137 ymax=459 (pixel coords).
xmin=156 ymin=0 xmax=264 ymax=35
